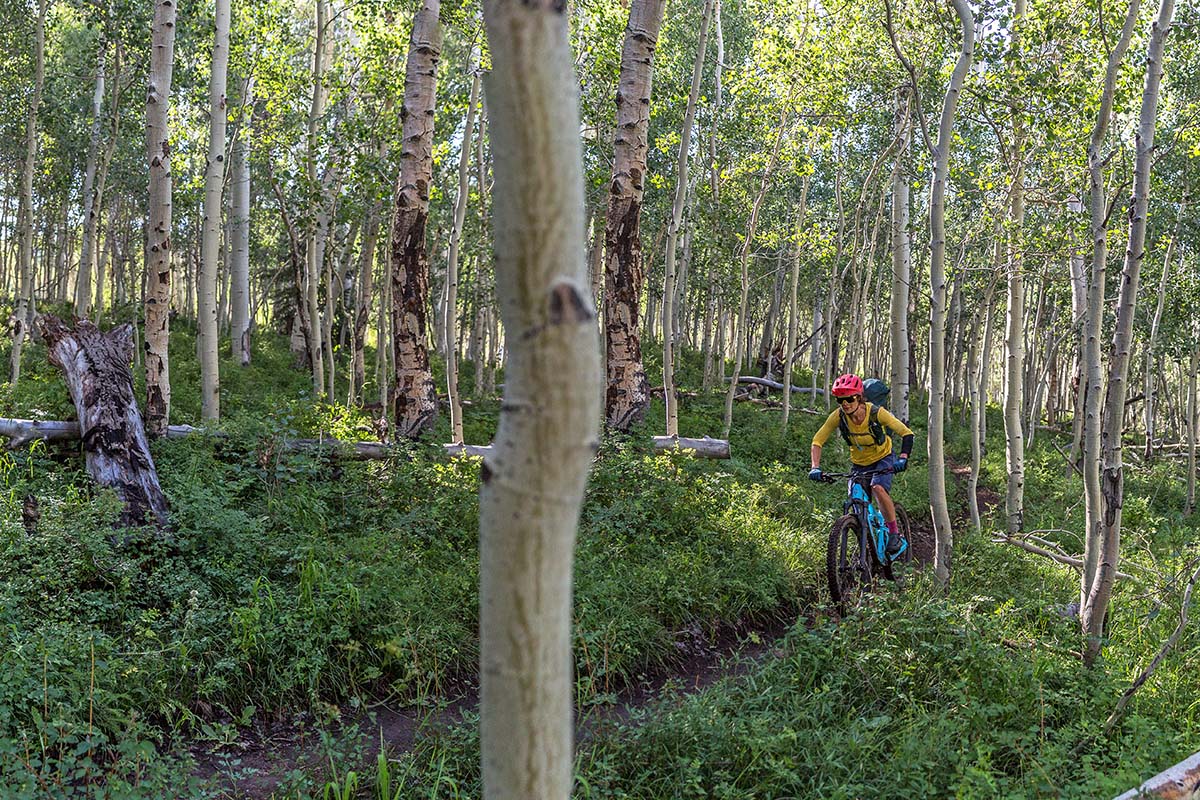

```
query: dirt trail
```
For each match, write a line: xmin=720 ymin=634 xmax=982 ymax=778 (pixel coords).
xmin=195 ymin=495 xmax=943 ymax=797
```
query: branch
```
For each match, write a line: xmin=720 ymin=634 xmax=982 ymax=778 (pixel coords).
xmin=1103 ymin=556 xmax=1200 ymax=738
xmin=992 ymin=535 xmax=1133 ymax=579
xmin=882 ymin=0 xmax=934 ymax=156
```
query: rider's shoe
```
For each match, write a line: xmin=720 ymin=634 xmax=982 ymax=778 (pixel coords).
xmin=885 ymin=532 xmax=904 ymax=557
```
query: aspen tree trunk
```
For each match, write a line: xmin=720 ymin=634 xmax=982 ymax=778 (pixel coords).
xmin=350 ymin=212 xmax=380 ymax=404
xmin=1187 ymin=339 xmax=1198 ymax=514
xmin=144 ymin=0 xmax=178 ymax=437
xmin=701 ymin=0 xmax=723 ymax=394
xmin=478 ymin=3 xmax=600 ymax=796
xmin=927 ymin=0 xmax=973 ymax=586
xmin=1067 ymin=197 xmax=1087 ymax=468
xmin=603 ymin=0 xmax=667 ymax=431
xmin=722 ymin=109 xmax=789 ymax=439
xmin=231 ymin=78 xmax=253 ymax=367
xmin=1082 ymin=0 xmax=1142 ymax=612
xmin=782 ymin=176 xmax=811 ymax=433
xmin=967 ymin=306 xmax=984 ymax=531
xmin=1002 ymin=0 xmax=1027 ymax=535
xmin=199 ymin=0 xmax=231 ymax=422
xmin=445 ymin=66 xmax=481 ymax=444
xmin=76 ymin=38 xmax=107 ymax=318
xmin=390 ymin=0 xmax=442 ymax=438
xmin=9 ymin=0 xmax=47 ymax=386
xmin=662 ymin=0 xmax=713 ymax=438
xmin=1083 ymin=0 xmax=1176 ymax=665
xmin=304 ymin=0 xmax=331 ymax=398
xmin=890 ymin=88 xmax=912 ymax=422
xmin=1143 ymin=228 xmax=1176 ymax=459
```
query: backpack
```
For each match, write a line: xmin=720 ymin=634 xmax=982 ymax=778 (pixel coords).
xmin=838 ymin=403 xmax=888 ymax=450
xmin=863 ymin=378 xmax=890 ymax=409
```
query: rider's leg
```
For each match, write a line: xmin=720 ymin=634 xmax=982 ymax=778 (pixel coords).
xmin=872 ymin=484 xmax=897 ymax=524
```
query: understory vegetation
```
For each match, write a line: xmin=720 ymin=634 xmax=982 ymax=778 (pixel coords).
xmin=0 ymin=330 xmax=1197 ymax=799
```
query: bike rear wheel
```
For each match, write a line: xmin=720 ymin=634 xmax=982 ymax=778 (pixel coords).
xmin=827 ymin=514 xmax=871 ymax=614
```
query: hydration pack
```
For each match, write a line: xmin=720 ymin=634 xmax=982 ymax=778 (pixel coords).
xmin=838 ymin=403 xmax=887 ymax=450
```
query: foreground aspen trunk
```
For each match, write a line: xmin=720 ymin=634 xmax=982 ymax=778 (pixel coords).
xmin=199 ymin=0 xmax=231 ymax=422
xmin=1083 ymin=0 xmax=1176 ymax=665
xmin=9 ymin=0 xmax=47 ymax=386
xmin=144 ymin=0 xmax=179 ymax=437
xmin=926 ymin=0 xmax=973 ymax=586
xmin=603 ymin=0 xmax=667 ymax=431
xmin=1082 ymin=0 xmax=1141 ymax=613
xmin=478 ymin=2 xmax=601 ymax=796
xmin=39 ymin=318 xmax=170 ymax=528
xmin=75 ymin=37 xmax=107 ymax=318
xmin=390 ymin=0 xmax=442 ymax=438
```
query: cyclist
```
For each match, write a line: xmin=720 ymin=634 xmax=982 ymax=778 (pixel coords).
xmin=808 ymin=373 xmax=914 ymax=556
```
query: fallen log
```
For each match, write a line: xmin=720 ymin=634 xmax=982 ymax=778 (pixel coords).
xmin=38 ymin=317 xmax=170 ymax=527
xmin=443 ymin=443 xmax=494 ymax=457
xmin=735 ymin=376 xmax=827 ymax=396
xmin=651 ymin=435 xmax=730 ymax=459
xmin=1114 ymin=749 xmax=1200 ymax=799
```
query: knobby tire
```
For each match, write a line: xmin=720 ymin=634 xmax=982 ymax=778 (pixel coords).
xmin=827 ymin=514 xmax=870 ymax=615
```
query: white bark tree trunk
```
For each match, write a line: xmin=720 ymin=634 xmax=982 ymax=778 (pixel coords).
xmin=445 ymin=65 xmax=481 ymax=445
xmin=1143 ymin=227 xmax=1177 ymax=459
xmin=890 ymin=87 xmax=912 ymax=422
xmin=603 ymin=0 xmax=667 ymax=431
xmin=782 ymin=174 xmax=811 ymax=433
xmin=1083 ymin=0 xmax=1176 ymax=666
xmin=1081 ymin=0 xmax=1142 ymax=615
xmin=478 ymin=2 xmax=600 ymax=796
xmin=199 ymin=0 xmax=231 ymax=422
xmin=144 ymin=0 xmax=178 ymax=437
xmin=231 ymin=78 xmax=254 ymax=367
xmin=9 ymin=0 xmax=47 ymax=386
xmin=662 ymin=0 xmax=713 ymax=438
xmin=1187 ymin=338 xmax=1198 ymax=514
xmin=305 ymin=0 xmax=330 ymax=399
xmin=1003 ymin=0 xmax=1027 ymax=536
xmin=927 ymin=0 xmax=973 ymax=586
xmin=390 ymin=0 xmax=442 ymax=438
xmin=76 ymin=38 xmax=108 ymax=318
xmin=721 ymin=109 xmax=789 ymax=439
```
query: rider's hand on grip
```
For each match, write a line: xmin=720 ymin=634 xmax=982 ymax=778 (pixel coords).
xmin=808 ymin=468 xmax=823 ymax=482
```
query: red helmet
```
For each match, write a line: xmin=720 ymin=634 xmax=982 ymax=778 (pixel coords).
xmin=832 ymin=373 xmax=864 ymax=398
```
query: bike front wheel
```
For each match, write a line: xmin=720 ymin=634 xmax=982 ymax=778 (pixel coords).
xmin=827 ymin=513 xmax=871 ymax=614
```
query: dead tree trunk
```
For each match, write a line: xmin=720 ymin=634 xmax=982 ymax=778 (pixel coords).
xmin=39 ymin=317 xmax=169 ymax=528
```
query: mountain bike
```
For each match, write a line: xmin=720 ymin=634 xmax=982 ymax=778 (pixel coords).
xmin=818 ymin=468 xmax=911 ymax=614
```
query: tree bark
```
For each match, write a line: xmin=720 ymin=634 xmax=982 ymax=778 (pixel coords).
xmin=1003 ymin=0 xmax=1027 ymax=536
xmin=926 ymin=0 xmax=973 ymax=586
xmin=1083 ymin=0 xmax=1176 ymax=666
xmin=390 ymin=0 xmax=442 ymax=439
xmin=1143 ymin=224 xmax=1178 ymax=459
xmin=890 ymin=86 xmax=912 ymax=422
xmin=478 ymin=2 xmax=601 ymax=796
xmin=304 ymin=0 xmax=331 ymax=398
xmin=76 ymin=36 xmax=108 ymax=318
xmin=662 ymin=0 xmax=713 ymax=438
xmin=39 ymin=317 xmax=170 ymax=528
xmin=231 ymin=78 xmax=254 ymax=367
xmin=445 ymin=65 xmax=481 ymax=445
xmin=199 ymin=0 xmax=231 ymax=422
xmin=9 ymin=0 xmax=47 ymax=386
xmin=603 ymin=0 xmax=667 ymax=431
xmin=1081 ymin=0 xmax=1142 ymax=615
xmin=1187 ymin=339 xmax=1198 ymax=514
xmin=144 ymin=0 xmax=178 ymax=437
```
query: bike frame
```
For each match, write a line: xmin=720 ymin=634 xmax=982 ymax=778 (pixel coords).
xmin=825 ymin=468 xmax=906 ymax=565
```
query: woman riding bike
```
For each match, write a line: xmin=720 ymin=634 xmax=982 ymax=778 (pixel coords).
xmin=809 ymin=373 xmax=915 ymax=556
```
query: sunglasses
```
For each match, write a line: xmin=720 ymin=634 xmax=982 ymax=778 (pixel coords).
xmin=838 ymin=396 xmax=861 ymax=405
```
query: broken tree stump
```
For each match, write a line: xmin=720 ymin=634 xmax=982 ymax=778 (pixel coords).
xmin=38 ymin=316 xmax=170 ymax=527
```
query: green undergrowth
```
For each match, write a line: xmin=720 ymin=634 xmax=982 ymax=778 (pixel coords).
xmin=0 ymin=333 xmax=849 ymax=796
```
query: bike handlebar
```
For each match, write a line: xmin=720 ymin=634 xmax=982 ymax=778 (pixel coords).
xmin=818 ymin=468 xmax=894 ymax=483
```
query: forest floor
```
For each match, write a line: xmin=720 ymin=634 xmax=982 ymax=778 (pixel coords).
xmin=195 ymin=493 xmax=942 ymax=799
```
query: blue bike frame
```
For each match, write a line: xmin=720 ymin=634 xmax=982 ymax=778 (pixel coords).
xmin=843 ymin=474 xmax=908 ymax=565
